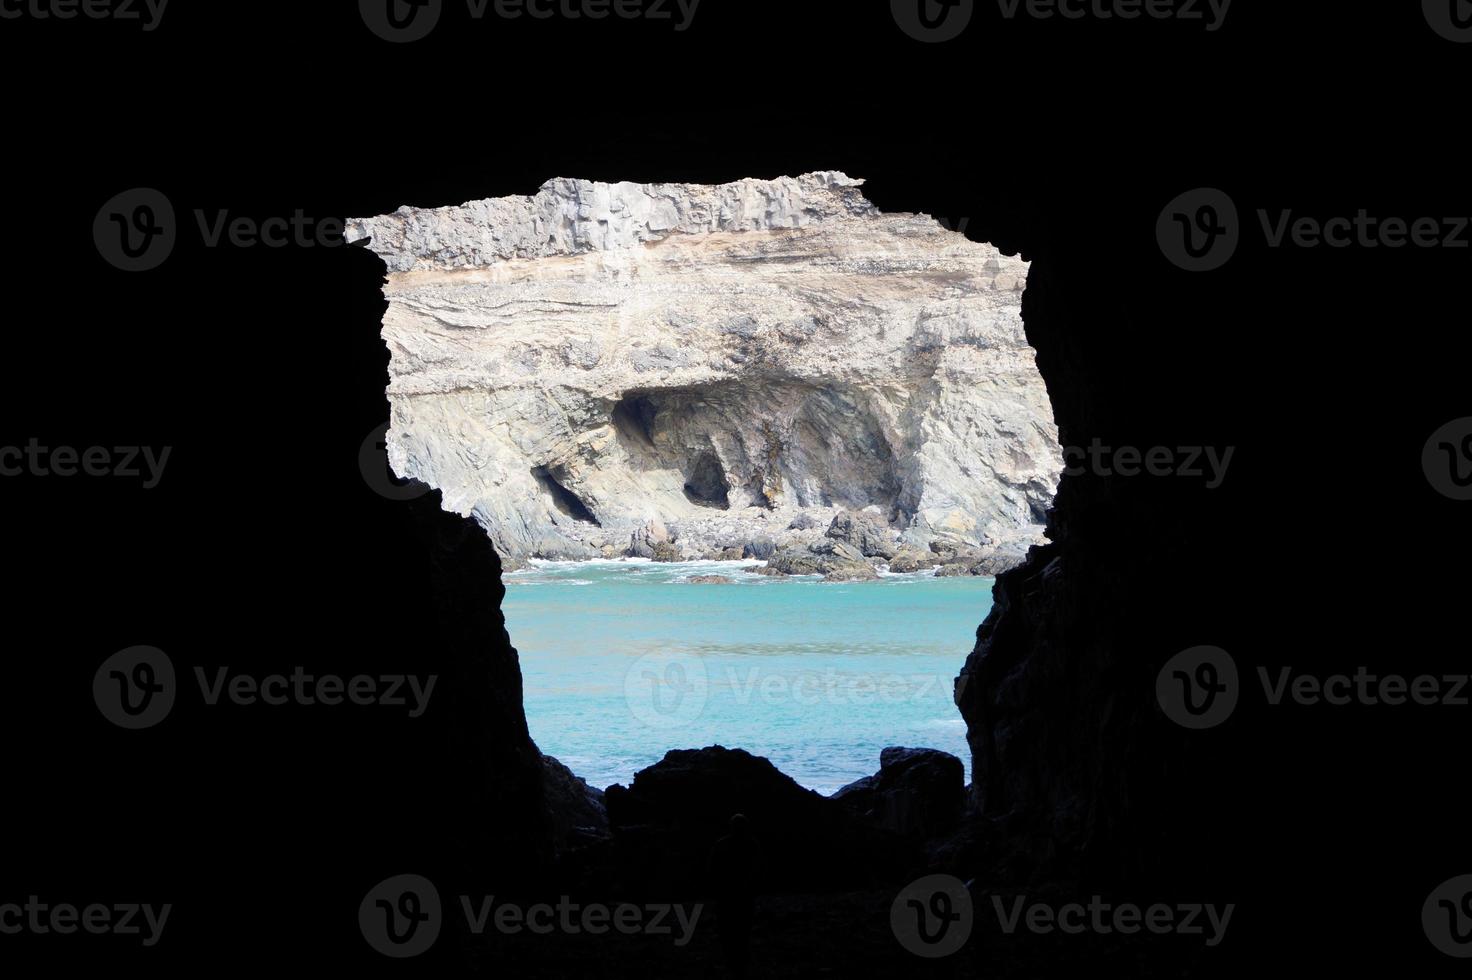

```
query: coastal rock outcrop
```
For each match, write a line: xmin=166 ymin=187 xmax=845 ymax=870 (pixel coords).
xmin=542 ymin=753 xmax=608 ymax=849
xmin=601 ymin=746 xmax=909 ymax=893
xmin=349 ymin=173 xmax=1060 ymax=566
xmin=832 ymin=746 xmax=966 ymax=839
xmin=826 ymin=510 xmax=898 ymax=559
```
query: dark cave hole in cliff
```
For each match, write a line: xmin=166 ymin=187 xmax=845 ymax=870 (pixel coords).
xmin=532 ymin=465 xmax=601 ymax=526
xmin=610 ymin=392 xmax=659 ymax=449
xmin=682 ymin=451 xmax=731 ymax=509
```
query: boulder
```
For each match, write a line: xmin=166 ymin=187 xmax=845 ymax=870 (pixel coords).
xmin=830 ymin=774 xmax=877 ymax=812
xmin=826 ymin=511 xmax=897 ymax=559
xmin=629 ymin=518 xmax=670 ymax=558
xmin=542 ymin=754 xmax=609 ymax=849
xmin=969 ymin=550 xmax=1030 ymax=577
xmin=927 ymin=537 xmax=970 ymax=560
xmin=651 ymin=541 xmax=684 ymax=563
xmin=602 ymin=747 xmax=910 ymax=893
xmin=532 ymin=533 xmax=602 ymax=561
xmin=886 ymin=547 xmax=939 ymax=573
xmin=787 ymin=512 xmax=822 ymax=531
xmin=811 ymin=538 xmax=867 ymax=563
xmin=831 ymin=747 xmax=965 ymax=839
xmin=688 ymin=575 xmax=734 ymax=584
xmin=742 ymin=534 xmax=777 ymax=559
xmin=765 ymin=549 xmax=826 ymax=576
xmin=824 ymin=560 xmax=879 ymax=582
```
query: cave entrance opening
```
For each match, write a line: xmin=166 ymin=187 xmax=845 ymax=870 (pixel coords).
xmin=355 ymin=176 xmax=1062 ymax=826
xmin=532 ymin=465 xmax=601 ymax=526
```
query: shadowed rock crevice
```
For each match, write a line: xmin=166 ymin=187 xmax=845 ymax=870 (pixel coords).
xmin=609 ymin=379 xmax=906 ymax=519
xmin=610 ymin=392 xmax=659 ymax=449
xmin=682 ymin=450 xmax=731 ymax=509
xmin=532 ymin=465 xmax=601 ymax=526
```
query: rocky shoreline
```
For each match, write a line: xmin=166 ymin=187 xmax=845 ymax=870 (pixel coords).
xmin=505 ymin=507 xmax=1043 ymax=581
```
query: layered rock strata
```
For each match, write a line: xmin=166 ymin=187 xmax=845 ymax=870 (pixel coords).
xmin=350 ymin=173 xmax=1060 ymax=569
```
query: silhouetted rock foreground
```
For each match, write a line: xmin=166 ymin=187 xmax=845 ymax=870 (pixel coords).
xmin=832 ymin=746 xmax=966 ymax=838
xmin=547 ymin=746 xmax=968 ymax=898
xmin=541 ymin=754 xmax=608 ymax=849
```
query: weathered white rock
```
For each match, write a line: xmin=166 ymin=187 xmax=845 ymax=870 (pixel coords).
xmin=350 ymin=173 xmax=1061 ymax=564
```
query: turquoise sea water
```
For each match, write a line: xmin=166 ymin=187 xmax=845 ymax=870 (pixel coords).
xmin=502 ymin=558 xmax=993 ymax=795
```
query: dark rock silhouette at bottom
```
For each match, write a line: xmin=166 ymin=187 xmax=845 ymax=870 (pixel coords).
xmin=708 ymin=813 xmax=765 ymax=978
xmin=832 ymin=746 xmax=966 ymax=839
xmin=580 ymin=747 xmax=917 ymax=897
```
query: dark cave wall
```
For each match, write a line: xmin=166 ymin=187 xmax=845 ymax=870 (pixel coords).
xmin=16 ymin=3 xmax=1467 ymax=969
xmin=950 ymin=242 xmax=1248 ymax=889
xmin=344 ymin=148 xmax=1465 ymax=969
xmin=406 ymin=493 xmax=555 ymax=883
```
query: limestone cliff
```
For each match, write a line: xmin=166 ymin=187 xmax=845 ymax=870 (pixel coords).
xmin=349 ymin=173 xmax=1060 ymax=565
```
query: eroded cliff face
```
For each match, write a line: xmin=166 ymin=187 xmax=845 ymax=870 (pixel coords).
xmin=349 ymin=173 xmax=1060 ymax=566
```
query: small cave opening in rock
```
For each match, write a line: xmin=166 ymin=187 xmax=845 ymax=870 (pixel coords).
xmin=532 ymin=465 xmax=601 ymax=526
xmin=610 ymin=392 xmax=659 ymax=449
xmin=683 ymin=451 xmax=731 ymax=509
